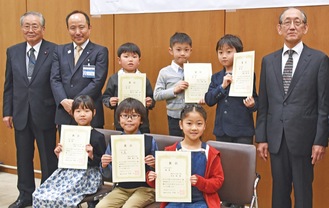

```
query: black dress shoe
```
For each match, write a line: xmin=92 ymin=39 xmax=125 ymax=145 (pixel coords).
xmin=8 ymin=198 xmax=32 ymax=208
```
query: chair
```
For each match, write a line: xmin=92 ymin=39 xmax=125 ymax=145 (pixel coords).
xmin=145 ymin=133 xmax=183 ymax=150
xmin=78 ymin=128 xmax=122 ymax=208
xmin=207 ymin=141 xmax=260 ymax=208
xmin=94 ymin=128 xmax=122 ymax=146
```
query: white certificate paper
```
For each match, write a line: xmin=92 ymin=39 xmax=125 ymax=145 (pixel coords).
xmin=229 ymin=51 xmax=255 ymax=97
xmin=155 ymin=151 xmax=192 ymax=202
xmin=111 ymin=134 xmax=145 ymax=182
xmin=118 ymin=73 xmax=146 ymax=106
xmin=184 ymin=63 xmax=212 ymax=103
xmin=58 ymin=125 xmax=91 ymax=170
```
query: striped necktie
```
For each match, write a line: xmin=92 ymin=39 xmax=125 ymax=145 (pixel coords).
xmin=27 ymin=47 xmax=36 ymax=82
xmin=282 ymin=50 xmax=294 ymax=94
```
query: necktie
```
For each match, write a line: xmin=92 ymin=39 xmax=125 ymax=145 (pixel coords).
xmin=27 ymin=48 xmax=36 ymax=82
xmin=75 ymin=45 xmax=82 ymax=65
xmin=282 ymin=50 xmax=294 ymax=94
xmin=178 ymin=67 xmax=184 ymax=79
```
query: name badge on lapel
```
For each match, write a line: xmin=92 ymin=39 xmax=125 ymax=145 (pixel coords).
xmin=83 ymin=65 xmax=96 ymax=78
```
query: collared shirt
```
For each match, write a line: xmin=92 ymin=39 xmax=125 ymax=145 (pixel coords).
xmin=26 ymin=40 xmax=42 ymax=71
xmin=73 ymin=39 xmax=89 ymax=56
xmin=117 ymin=68 xmax=141 ymax=75
xmin=282 ymin=41 xmax=303 ymax=76
xmin=171 ymin=60 xmax=182 ymax=73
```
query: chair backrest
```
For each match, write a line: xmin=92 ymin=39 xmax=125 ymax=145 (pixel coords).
xmin=207 ymin=140 xmax=256 ymax=205
xmin=95 ymin=128 xmax=122 ymax=146
xmin=145 ymin=133 xmax=183 ymax=150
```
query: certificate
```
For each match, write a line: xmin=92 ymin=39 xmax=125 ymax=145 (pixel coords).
xmin=184 ymin=63 xmax=212 ymax=103
xmin=58 ymin=125 xmax=91 ymax=170
xmin=229 ymin=51 xmax=255 ymax=97
xmin=118 ymin=73 xmax=146 ymax=106
xmin=155 ymin=151 xmax=191 ymax=202
xmin=111 ymin=134 xmax=145 ymax=182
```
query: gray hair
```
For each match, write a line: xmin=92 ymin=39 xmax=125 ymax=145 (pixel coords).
xmin=279 ymin=7 xmax=307 ymax=24
xmin=20 ymin=11 xmax=45 ymax=27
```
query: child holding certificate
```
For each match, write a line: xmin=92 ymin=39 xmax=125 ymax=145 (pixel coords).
xmin=147 ymin=104 xmax=224 ymax=208
xmin=32 ymin=95 xmax=106 ymax=207
xmin=205 ymin=34 xmax=258 ymax=144
xmin=154 ymin=32 xmax=206 ymax=137
xmin=102 ymin=42 xmax=155 ymax=133
xmin=97 ymin=98 xmax=158 ymax=208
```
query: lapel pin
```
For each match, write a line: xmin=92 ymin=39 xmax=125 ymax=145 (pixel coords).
xmin=68 ymin=50 xmax=71 ymax=54
xmin=44 ymin=51 xmax=47 ymax=55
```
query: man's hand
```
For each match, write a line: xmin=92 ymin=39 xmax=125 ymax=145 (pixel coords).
xmin=257 ymin=142 xmax=269 ymax=161
xmin=60 ymin=99 xmax=74 ymax=115
xmin=311 ymin=145 xmax=326 ymax=164
xmin=3 ymin=116 xmax=13 ymax=129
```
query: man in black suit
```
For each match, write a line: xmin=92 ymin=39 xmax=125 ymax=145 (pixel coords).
xmin=3 ymin=12 xmax=58 ymax=208
xmin=50 ymin=10 xmax=108 ymax=129
xmin=256 ymin=7 xmax=329 ymax=208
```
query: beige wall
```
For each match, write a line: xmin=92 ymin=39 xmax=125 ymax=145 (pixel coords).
xmin=0 ymin=1 xmax=329 ymax=207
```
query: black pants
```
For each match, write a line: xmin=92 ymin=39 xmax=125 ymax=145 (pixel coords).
xmin=270 ymin=133 xmax=313 ymax=208
xmin=15 ymin=113 xmax=57 ymax=201
xmin=167 ymin=116 xmax=183 ymax=137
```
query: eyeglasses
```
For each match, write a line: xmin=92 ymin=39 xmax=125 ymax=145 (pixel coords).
xmin=22 ymin=24 xmax=41 ymax=31
xmin=120 ymin=114 xmax=140 ymax=120
xmin=281 ymin=19 xmax=304 ymax=27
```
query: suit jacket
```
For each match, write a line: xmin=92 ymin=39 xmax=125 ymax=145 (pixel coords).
xmin=205 ymin=69 xmax=258 ymax=137
xmin=50 ymin=41 xmax=108 ymax=127
xmin=3 ymin=40 xmax=56 ymax=130
xmin=255 ymin=44 xmax=329 ymax=156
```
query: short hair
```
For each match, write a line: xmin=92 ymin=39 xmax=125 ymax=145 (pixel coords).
xmin=72 ymin=95 xmax=95 ymax=113
xmin=66 ymin=10 xmax=90 ymax=28
xmin=115 ymin=98 xmax=147 ymax=124
xmin=180 ymin=104 xmax=207 ymax=121
xmin=216 ymin=34 xmax=243 ymax=53
xmin=170 ymin=32 xmax=192 ymax=48
xmin=20 ymin=11 xmax=45 ymax=27
xmin=117 ymin=42 xmax=141 ymax=58
xmin=279 ymin=7 xmax=307 ymax=24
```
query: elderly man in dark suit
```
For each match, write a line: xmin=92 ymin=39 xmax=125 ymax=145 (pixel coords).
xmin=256 ymin=7 xmax=329 ymax=208
xmin=3 ymin=11 xmax=58 ymax=208
xmin=50 ymin=10 xmax=108 ymax=129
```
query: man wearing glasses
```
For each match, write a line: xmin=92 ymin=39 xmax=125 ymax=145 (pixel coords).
xmin=3 ymin=11 xmax=58 ymax=208
xmin=256 ymin=7 xmax=329 ymax=208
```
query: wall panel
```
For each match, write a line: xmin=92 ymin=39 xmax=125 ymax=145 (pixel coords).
xmin=113 ymin=11 xmax=225 ymax=137
xmin=0 ymin=0 xmax=26 ymax=172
